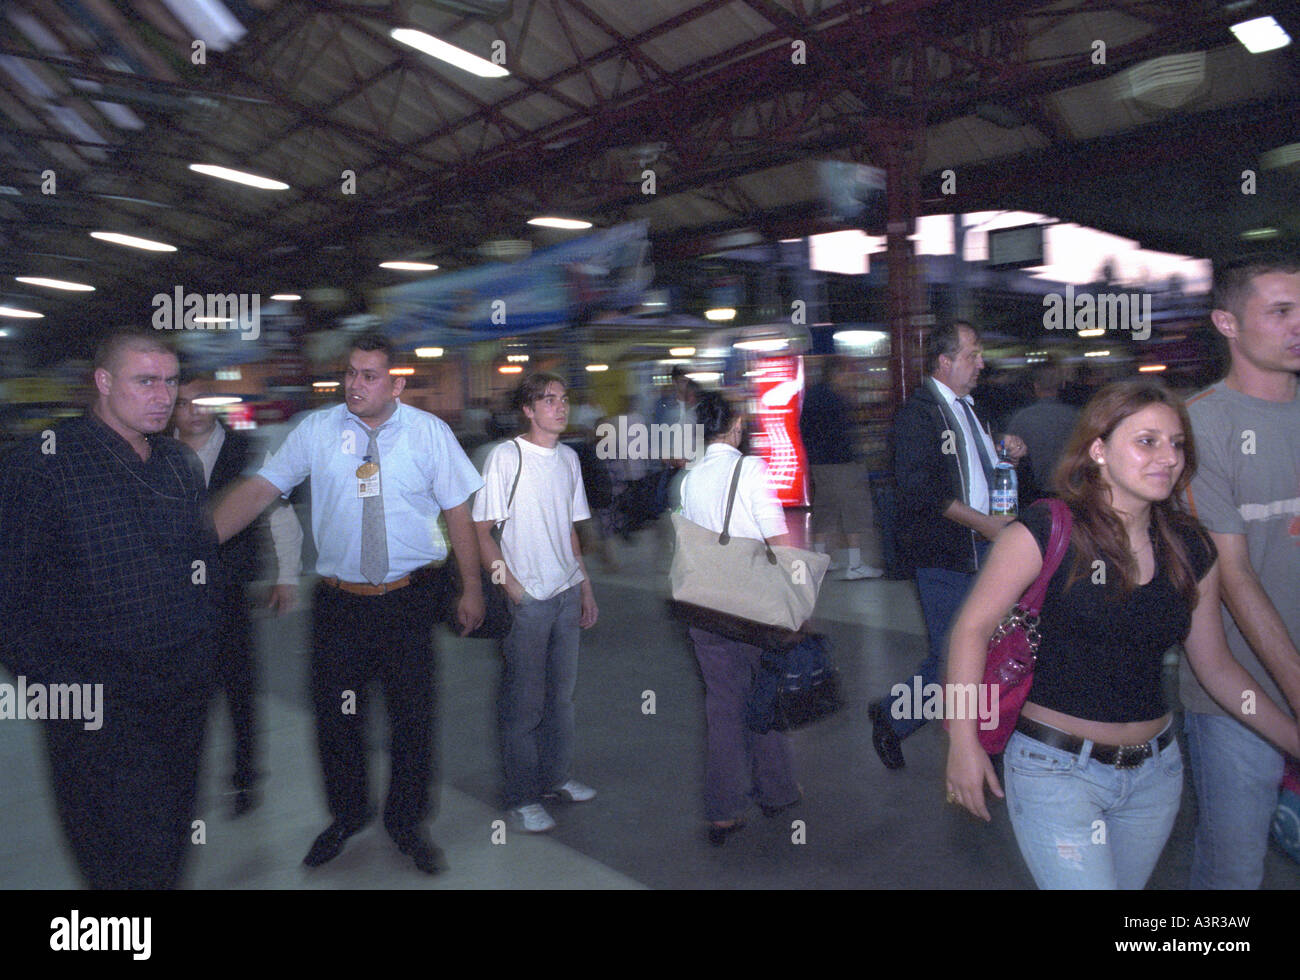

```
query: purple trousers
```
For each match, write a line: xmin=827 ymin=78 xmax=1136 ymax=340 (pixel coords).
xmin=690 ymin=627 xmax=800 ymax=822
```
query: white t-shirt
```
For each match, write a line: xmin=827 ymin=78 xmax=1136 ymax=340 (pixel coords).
xmin=680 ymin=443 xmax=787 ymax=541
xmin=472 ymin=437 xmax=591 ymax=600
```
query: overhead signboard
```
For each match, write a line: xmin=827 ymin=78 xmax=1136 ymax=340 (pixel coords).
xmin=986 ymin=223 xmax=1045 ymax=268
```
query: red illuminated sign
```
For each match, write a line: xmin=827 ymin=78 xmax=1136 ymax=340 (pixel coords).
xmin=748 ymin=355 xmax=809 ymax=507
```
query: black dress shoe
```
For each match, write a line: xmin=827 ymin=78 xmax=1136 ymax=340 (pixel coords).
xmin=706 ymin=820 xmax=745 ymax=847
xmin=302 ymin=818 xmax=367 ymax=868
xmin=388 ymin=826 xmax=447 ymax=875
xmin=869 ymin=700 xmax=906 ymax=770
xmin=759 ymin=796 xmax=802 ymax=819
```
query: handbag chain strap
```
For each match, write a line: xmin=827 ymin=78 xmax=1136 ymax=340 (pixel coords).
xmin=718 ymin=456 xmax=777 ymax=565
xmin=994 ymin=498 xmax=1074 ymax=653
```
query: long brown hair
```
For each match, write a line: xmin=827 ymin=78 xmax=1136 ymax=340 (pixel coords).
xmin=1051 ymin=379 xmax=1208 ymax=608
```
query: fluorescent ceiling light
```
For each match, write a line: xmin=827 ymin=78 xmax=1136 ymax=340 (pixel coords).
xmin=1077 ymin=328 xmax=1105 ymax=338
xmin=312 ymin=381 xmax=339 ymax=389
xmin=498 ymin=365 xmax=524 ymax=374
xmin=704 ymin=308 xmax=737 ymax=322
xmin=669 ymin=347 xmax=696 ymax=357
xmin=380 ymin=261 xmax=439 ymax=271
xmin=1084 ymin=350 xmax=1110 ymax=357
xmin=193 ymin=395 xmax=242 ymax=406
xmin=161 ymin=0 xmax=246 ymax=51
xmin=390 ymin=28 xmax=509 ymax=78
xmin=15 ymin=276 xmax=94 ymax=292
xmin=527 ymin=217 xmax=592 ymax=230
xmin=834 ymin=330 xmax=887 ymax=345
xmin=189 ymin=163 xmax=289 ymax=190
xmin=686 ymin=372 xmax=722 ymax=382
xmin=1137 ymin=364 xmax=1167 ymax=373
xmin=94 ymin=193 xmax=172 ymax=208
xmin=389 ymin=367 xmax=415 ymax=376
xmin=1241 ymin=228 xmax=1280 ymax=240
xmin=415 ymin=347 xmax=444 ymax=358
xmin=90 ymin=231 xmax=176 ymax=252
xmin=193 ymin=317 xmax=230 ymax=324
xmin=734 ymin=338 xmax=788 ymax=352
xmin=585 ymin=364 xmax=609 ymax=372
xmin=0 ymin=306 xmax=43 ymax=318
xmin=1261 ymin=142 xmax=1300 ymax=169
xmin=270 ymin=293 xmax=301 ymax=301
xmin=1230 ymin=16 xmax=1291 ymax=53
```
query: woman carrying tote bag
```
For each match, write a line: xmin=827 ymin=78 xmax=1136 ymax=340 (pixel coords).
xmin=679 ymin=391 xmax=802 ymax=845
xmin=945 ymin=379 xmax=1300 ymax=888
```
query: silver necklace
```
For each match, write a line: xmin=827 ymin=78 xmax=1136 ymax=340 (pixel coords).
xmin=87 ymin=420 xmax=190 ymax=501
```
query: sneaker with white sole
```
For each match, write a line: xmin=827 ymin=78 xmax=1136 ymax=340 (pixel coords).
xmin=839 ymin=564 xmax=884 ymax=580
xmin=547 ymin=779 xmax=596 ymax=803
xmin=510 ymin=804 xmax=556 ymax=833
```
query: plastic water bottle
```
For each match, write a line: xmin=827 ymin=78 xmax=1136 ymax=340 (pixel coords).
xmin=991 ymin=442 xmax=1018 ymax=517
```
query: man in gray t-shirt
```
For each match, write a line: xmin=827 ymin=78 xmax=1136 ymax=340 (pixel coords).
xmin=1181 ymin=253 xmax=1300 ymax=889
xmin=1006 ymin=364 xmax=1078 ymax=493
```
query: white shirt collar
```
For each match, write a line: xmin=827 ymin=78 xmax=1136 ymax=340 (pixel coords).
xmin=930 ymin=377 xmax=974 ymax=409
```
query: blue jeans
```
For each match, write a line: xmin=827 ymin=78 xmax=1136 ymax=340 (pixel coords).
xmin=1184 ymin=711 xmax=1285 ymax=889
xmin=1004 ymin=727 xmax=1183 ymax=889
xmin=499 ymin=585 xmax=582 ymax=809
xmin=885 ymin=557 xmax=981 ymax=739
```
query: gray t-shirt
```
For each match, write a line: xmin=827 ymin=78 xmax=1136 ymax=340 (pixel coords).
xmin=1179 ymin=383 xmax=1300 ymax=717
xmin=1006 ymin=397 xmax=1079 ymax=490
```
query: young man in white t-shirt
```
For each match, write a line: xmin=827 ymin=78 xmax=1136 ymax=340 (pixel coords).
xmin=473 ymin=374 xmax=600 ymax=832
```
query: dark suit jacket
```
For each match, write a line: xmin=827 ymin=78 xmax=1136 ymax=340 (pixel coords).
xmin=892 ymin=377 xmax=995 ymax=575
xmin=209 ymin=427 xmax=271 ymax=586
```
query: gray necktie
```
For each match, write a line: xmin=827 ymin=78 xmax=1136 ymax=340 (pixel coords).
xmin=360 ymin=423 xmax=388 ymax=585
xmin=957 ymin=397 xmax=996 ymax=486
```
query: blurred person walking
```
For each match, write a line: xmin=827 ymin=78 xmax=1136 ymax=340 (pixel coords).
xmin=869 ymin=322 xmax=1025 ymax=769
xmin=1005 ymin=363 xmax=1078 ymax=497
xmin=679 ymin=390 xmax=801 ymax=845
xmin=173 ymin=373 xmax=303 ymax=817
xmin=800 ymin=354 xmax=882 ymax=579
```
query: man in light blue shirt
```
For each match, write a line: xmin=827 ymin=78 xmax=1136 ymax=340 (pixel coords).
xmin=214 ymin=334 xmax=484 ymax=875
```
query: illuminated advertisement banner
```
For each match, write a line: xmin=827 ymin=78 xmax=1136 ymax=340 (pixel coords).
xmin=378 ymin=221 xmax=651 ymax=346
xmin=748 ymin=355 xmax=809 ymax=507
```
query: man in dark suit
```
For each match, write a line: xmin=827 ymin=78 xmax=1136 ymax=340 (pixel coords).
xmin=174 ymin=374 xmax=302 ymax=815
xmin=868 ymin=321 xmax=1026 ymax=768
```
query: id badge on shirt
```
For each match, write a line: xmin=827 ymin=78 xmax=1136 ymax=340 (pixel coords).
xmin=356 ymin=460 xmax=380 ymax=498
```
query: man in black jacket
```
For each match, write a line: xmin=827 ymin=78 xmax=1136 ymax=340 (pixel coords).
xmin=868 ymin=322 xmax=1025 ymax=769
xmin=174 ymin=375 xmax=302 ymax=815
xmin=0 ymin=332 xmax=218 ymax=888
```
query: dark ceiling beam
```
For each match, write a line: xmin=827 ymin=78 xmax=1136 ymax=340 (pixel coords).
xmin=0 ymin=46 xmax=272 ymax=105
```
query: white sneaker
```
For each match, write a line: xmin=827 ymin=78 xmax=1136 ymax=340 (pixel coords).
xmin=511 ymin=804 xmax=556 ymax=833
xmin=839 ymin=564 xmax=884 ymax=580
xmin=547 ymin=779 xmax=597 ymax=803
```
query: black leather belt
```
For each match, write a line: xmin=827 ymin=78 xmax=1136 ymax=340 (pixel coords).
xmin=1015 ymin=716 xmax=1174 ymax=769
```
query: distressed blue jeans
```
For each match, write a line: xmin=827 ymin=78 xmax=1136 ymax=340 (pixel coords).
xmin=1003 ymin=726 xmax=1183 ymax=889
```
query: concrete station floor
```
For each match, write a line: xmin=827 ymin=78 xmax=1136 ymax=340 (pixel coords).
xmin=2 ymin=516 xmax=1297 ymax=892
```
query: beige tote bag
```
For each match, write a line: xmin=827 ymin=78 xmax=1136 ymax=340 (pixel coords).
xmin=670 ymin=459 xmax=830 ymax=631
